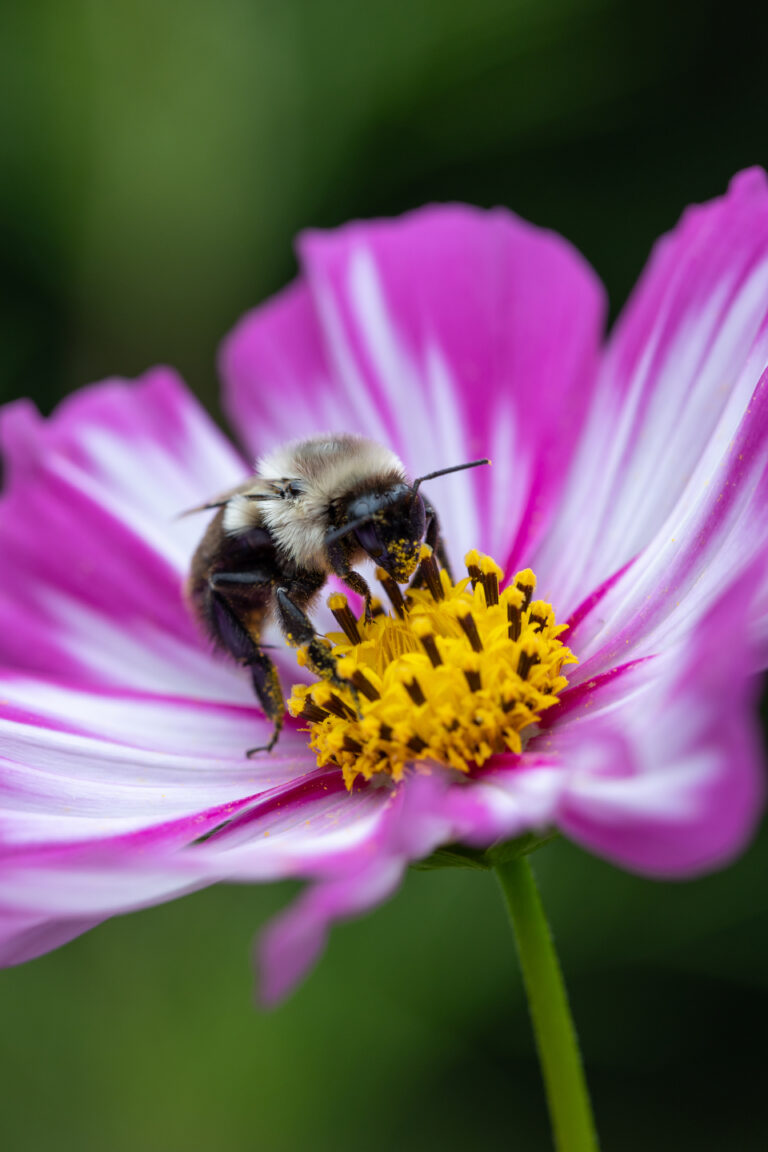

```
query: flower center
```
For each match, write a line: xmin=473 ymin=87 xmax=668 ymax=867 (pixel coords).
xmin=288 ymin=547 xmax=576 ymax=790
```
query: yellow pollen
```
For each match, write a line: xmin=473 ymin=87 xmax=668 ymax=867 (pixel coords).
xmin=288 ymin=551 xmax=576 ymax=790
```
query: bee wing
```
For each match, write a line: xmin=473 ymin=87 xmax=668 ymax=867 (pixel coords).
xmin=175 ymin=497 xmax=231 ymax=519
xmin=175 ymin=474 xmax=297 ymax=520
xmin=175 ymin=477 xmax=283 ymax=520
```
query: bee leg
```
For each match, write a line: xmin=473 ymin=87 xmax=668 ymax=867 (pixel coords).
xmin=208 ymin=575 xmax=285 ymax=754
xmin=409 ymin=496 xmax=453 ymax=588
xmin=325 ymin=539 xmax=374 ymax=621
xmin=243 ymin=655 xmax=284 ymax=757
xmin=340 ymin=570 xmax=373 ymax=622
xmin=275 ymin=587 xmax=357 ymax=703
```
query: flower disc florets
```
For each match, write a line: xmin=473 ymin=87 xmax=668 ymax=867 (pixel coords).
xmin=289 ymin=547 xmax=577 ymax=789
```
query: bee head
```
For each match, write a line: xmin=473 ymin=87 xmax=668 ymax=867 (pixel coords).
xmin=346 ymin=484 xmax=426 ymax=582
xmin=325 ymin=457 xmax=490 ymax=583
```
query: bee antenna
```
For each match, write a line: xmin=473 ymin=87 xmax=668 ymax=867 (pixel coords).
xmin=412 ymin=457 xmax=491 ymax=495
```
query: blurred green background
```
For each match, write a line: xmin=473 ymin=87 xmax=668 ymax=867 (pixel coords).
xmin=2 ymin=0 xmax=768 ymax=1148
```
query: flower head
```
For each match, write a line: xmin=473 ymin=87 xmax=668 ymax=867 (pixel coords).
xmin=290 ymin=554 xmax=576 ymax=786
xmin=1 ymin=171 xmax=767 ymax=1001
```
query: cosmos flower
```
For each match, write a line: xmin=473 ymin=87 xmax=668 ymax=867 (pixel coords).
xmin=1 ymin=170 xmax=767 ymax=1004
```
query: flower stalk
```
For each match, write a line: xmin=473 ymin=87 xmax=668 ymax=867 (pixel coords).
xmin=496 ymin=857 xmax=598 ymax=1152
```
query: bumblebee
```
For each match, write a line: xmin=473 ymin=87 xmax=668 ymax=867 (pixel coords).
xmin=186 ymin=434 xmax=488 ymax=753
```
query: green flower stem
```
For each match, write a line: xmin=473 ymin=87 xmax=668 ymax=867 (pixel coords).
xmin=496 ymin=856 xmax=598 ymax=1152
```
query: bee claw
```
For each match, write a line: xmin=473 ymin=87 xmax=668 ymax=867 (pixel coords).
xmin=245 ymin=731 xmax=280 ymax=757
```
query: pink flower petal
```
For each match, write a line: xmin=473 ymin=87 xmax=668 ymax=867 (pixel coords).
xmin=259 ymin=853 xmax=404 ymax=1005
xmin=0 ymin=759 xmax=393 ymax=946
xmin=554 ymin=562 xmax=766 ymax=875
xmin=0 ymin=367 xmax=253 ymax=695
xmin=536 ymin=169 xmax=768 ymax=648
xmin=571 ymin=367 xmax=768 ymax=679
xmin=0 ymin=907 xmax=103 ymax=966
xmin=221 ymin=204 xmax=606 ymax=568
xmin=221 ymin=281 xmax=336 ymax=457
xmin=0 ymin=681 xmax=320 ymax=849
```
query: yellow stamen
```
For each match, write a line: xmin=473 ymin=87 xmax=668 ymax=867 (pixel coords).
xmin=288 ymin=552 xmax=576 ymax=790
